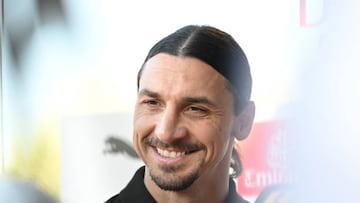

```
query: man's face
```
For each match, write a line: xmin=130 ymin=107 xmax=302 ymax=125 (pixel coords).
xmin=133 ymin=53 xmax=239 ymax=191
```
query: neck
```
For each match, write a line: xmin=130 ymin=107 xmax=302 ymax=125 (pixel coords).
xmin=144 ymin=166 xmax=230 ymax=203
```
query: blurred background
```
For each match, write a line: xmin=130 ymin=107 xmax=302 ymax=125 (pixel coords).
xmin=1 ymin=0 xmax=359 ymax=203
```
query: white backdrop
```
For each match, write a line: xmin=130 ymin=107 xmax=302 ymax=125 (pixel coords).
xmin=61 ymin=113 xmax=142 ymax=203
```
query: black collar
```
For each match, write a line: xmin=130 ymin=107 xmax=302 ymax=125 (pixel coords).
xmin=106 ymin=166 xmax=248 ymax=203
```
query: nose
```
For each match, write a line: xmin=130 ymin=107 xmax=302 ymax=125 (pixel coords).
xmin=154 ymin=107 xmax=187 ymax=143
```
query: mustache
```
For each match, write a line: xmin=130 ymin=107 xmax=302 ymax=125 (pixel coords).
xmin=143 ymin=137 xmax=206 ymax=152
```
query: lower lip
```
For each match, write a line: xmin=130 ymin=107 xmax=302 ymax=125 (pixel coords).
xmin=151 ymin=147 xmax=188 ymax=165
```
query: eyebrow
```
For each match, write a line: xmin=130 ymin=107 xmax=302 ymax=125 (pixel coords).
xmin=138 ymin=88 xmax=160 ymax=98
xmin=183 ymin=96 xmax=216 ymax=107
xmin=139 ymin=88 xmax=216 ymax=107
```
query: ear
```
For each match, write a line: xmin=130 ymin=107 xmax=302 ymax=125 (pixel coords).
xmin=233 ymin=101 xmax=255 ymax=141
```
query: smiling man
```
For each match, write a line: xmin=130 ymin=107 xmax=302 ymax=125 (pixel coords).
xmin=106 ymin=25 xmax=255 ymax=203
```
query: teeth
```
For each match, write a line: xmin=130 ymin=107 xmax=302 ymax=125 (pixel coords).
xmin=156 ymin=148 xmax=185 ymax=158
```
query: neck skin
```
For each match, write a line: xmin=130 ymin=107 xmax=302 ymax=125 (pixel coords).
xmin=144 ymin=159 xmax=231 ymax=203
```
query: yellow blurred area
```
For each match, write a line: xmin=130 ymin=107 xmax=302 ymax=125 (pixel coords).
xmin=4 ymin=123 xmax=60 ymax=200
xmin=2 ymin=73 xmax=135 ymax=201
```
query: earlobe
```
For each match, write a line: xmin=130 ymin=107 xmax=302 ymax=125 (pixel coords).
xmin=234 ymin=101 xmax=255 ymax=140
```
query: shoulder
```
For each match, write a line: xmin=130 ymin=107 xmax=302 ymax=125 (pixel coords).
xmin=105 ymin=194 xmax=122 ymax=203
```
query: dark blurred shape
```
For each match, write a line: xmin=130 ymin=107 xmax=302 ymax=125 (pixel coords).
xmin=6 ymin=18 xmax=35 ymax=69
xmin=5 ymin=0 xmax=68 ymax=68
xmin=0 ymin=176 xmax=57 ymax=203
xmin=4 ymin=0 xmax=37 ymax=70
xmin=103 ymin=135 xmax=139 ymax=159
xmin=36 ymin=0 xmax=67 ymax=26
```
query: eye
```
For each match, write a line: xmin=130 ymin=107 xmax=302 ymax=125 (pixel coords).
xmin=185 ymin=105 xmax=209 ymax=117
xmin=140 ymin=99 xmax=162 ymax=112
xmin=189 ymin=106 xmax=206 ymax=112
xmin=143 ymin=99 xmax=159 ymax=106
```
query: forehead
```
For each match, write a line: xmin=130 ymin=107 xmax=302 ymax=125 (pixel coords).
xmin=141 ymin=53 xmax=227 ymax=86
xmin=138 ymin=53 xmax=233 ymax=103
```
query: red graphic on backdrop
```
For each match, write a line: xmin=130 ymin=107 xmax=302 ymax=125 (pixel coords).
xmin=236 ymin=121 xmax=294 ymax=197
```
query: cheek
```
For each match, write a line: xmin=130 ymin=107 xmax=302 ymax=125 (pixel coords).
xmin=132 ymin=110 xmax=155 ymax=154
xmin=194 ymin=119 xmax=233 ymax=162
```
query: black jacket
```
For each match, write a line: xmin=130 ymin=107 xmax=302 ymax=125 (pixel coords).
xmin=106 ymin=166 xmax=249 ymax=203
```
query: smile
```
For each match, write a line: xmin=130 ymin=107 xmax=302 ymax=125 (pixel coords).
xmin=156 ymin=148 xmax=186 ymax=158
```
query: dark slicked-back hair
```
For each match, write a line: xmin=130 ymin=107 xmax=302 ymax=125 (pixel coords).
xmin=137 ymin=25 xmax=252 ymax=177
